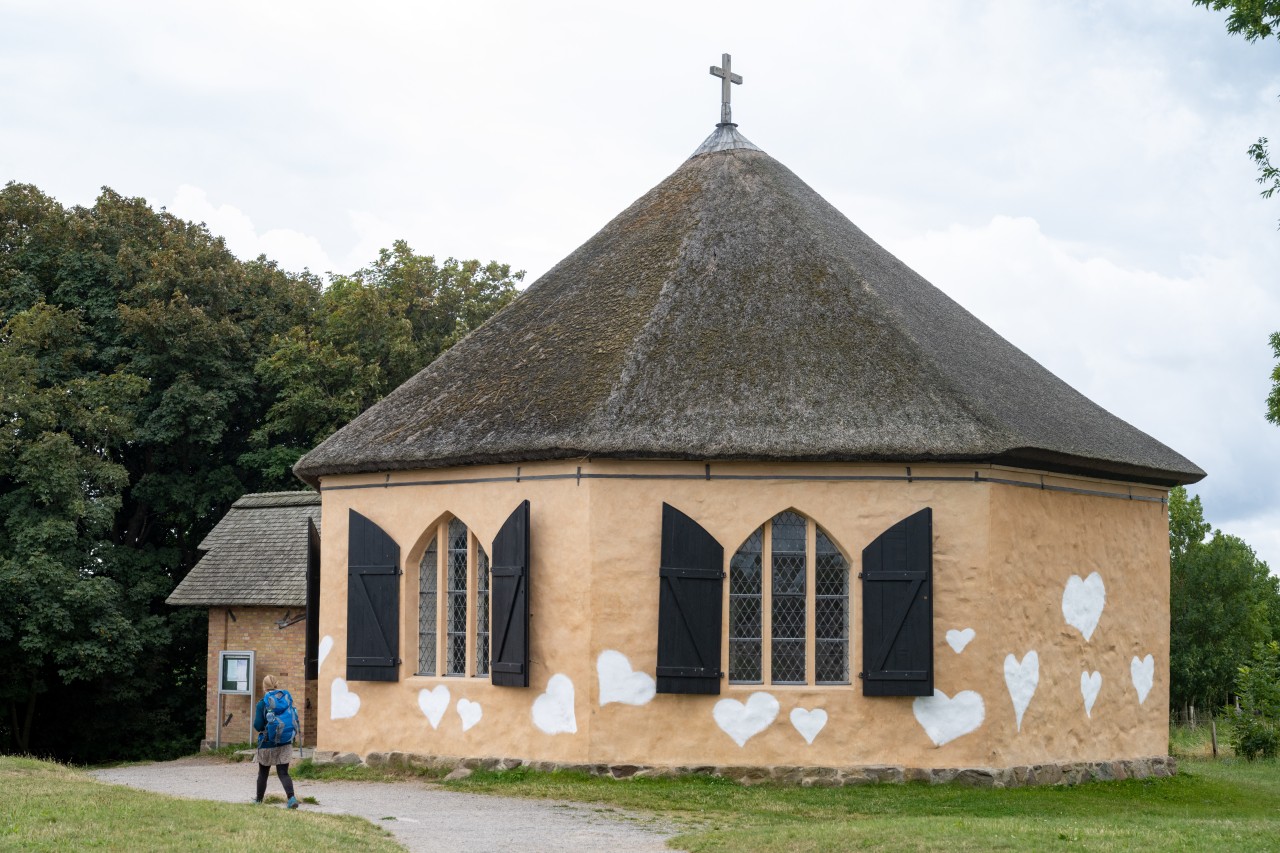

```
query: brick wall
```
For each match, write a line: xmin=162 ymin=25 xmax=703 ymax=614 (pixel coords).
xmin=202 ymin=607 xmax=315 ymax=748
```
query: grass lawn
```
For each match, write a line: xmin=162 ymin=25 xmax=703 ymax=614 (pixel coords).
xmin=0 ymin=756 xmax=399 ymax=852
xmin=298 ymin=754 xmax=1280 ymax=852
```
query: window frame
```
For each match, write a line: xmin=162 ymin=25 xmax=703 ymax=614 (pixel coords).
xmin=726 ymin=511 xmax=851 ymax=687
xmin=414 ymin=515 xmax=491 ymax=679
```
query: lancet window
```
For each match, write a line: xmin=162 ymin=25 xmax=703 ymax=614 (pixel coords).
xmin=728 ymin=510 xmax=850 ymax=685
xmin=417 ymin=516 xmax=490 ymax=677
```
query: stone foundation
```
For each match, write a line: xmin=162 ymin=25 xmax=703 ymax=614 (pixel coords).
xmin=310 ymin=751 xmax=1176 ymax=788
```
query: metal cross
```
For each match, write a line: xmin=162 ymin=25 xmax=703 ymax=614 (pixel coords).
xmin=710 ymin=53 xmax=743 ymax=126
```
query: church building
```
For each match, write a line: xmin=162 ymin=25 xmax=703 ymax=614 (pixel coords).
xmin=292 ymin=57 xmax=1202 ymax=785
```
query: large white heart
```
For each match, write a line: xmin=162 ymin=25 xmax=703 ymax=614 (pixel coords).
xmin=418 ymin=685 xmax=450 ymax=729
xmin=532 ymin=674 xmax=577 ymax=735
xmin=946 ymin=628 xmax=976 ymax=654
xmin=789 ymin=707 xmax=828 ymax=745
xmin=1004 ymin=650 xmax=1040 ymax=732
xmin=1131 ymin=654 xmax=1155 ymax=705
xmin=330 ymin=677 xmax=361 ymax=720
xmin=317 ymin=635 xmax=334 ymax=669
xmin=596 ymin=650 xmax=657 ymax=706
xmin=912 ymin=690 xmax=985 ymax=747
xmin=1081 ymin=670 xmax=1102 ymax=718
xmin=713 ymin=692 xmax=779 ymax=747
xmin=457 ymin=698 xmax=482 ymax=732
xmin=1062 ymin=572 xmax=1106 ymax=641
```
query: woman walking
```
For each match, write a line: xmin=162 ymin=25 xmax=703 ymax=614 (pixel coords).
xmin=252 ymin=674 xmax=300 ymax=808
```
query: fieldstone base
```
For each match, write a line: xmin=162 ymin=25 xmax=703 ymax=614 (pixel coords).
xmin=310 ymin=751 xmax=1176 ymax=788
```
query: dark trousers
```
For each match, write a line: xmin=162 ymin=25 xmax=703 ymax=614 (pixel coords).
xmin=256 ymin=762 xmax=295 ymax=801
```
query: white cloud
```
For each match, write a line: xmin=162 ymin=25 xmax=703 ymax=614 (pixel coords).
xmin=166 ymin=185 xmax=334 ymax=274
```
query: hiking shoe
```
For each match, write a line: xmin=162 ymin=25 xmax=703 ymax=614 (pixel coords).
xmin=287 ymin=796 xmax=299 ymax=809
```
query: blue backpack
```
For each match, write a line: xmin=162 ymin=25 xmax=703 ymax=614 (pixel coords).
xmin=261 ymin=689 xmax=299 ymax=747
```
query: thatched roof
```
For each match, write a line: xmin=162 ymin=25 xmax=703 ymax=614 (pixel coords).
xmin=295 ymin=125 xmax=1203 ymax=488
xmin=166 ymin=491 xmax=320 ymax=607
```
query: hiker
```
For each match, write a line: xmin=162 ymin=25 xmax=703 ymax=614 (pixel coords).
xmin=252 ymin=674 xmax=300 ymax=808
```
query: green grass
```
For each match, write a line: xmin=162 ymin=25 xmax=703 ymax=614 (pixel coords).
xmin=440 ymin=758 xmax=1280 ymax=852
xmin=0 ymin=756 xmax=399 ymax=852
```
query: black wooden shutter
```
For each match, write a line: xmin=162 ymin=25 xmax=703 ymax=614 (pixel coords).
xmin=656 ymin=503 xmax=724 ymax=695
xmin=490 ymin=500 xmax=530 ymax=687
xmin=860 ymin=507 xmax=933 ymax=696
xmin=346 ymin=509 xmax=401 ymax=682
xmin=304 ymin=518 xmax=321 ymax=681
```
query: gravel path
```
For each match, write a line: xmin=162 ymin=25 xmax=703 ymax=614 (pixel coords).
xmin=91 ymin=756 xmax=681 ymax=853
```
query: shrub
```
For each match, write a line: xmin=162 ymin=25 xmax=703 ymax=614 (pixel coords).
xmin=1227 ymin=641 xmax=1280 ymax=760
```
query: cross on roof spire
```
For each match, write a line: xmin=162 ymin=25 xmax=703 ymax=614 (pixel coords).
xmin=710 ymin=53 xmax=743 ymax=126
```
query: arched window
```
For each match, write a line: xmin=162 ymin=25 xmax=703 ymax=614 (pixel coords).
xmin=729 ymin=510 xmax=849 ymax=685
xmin=416 ymin=516 xmax=490 ymax=677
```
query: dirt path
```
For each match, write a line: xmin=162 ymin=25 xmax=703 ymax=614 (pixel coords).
xmin=91 ymin=756 xmax=680 ymax=853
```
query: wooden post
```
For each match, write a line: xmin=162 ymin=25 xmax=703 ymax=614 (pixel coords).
xmin=1211 ymin=719 xmax=1219 ymax=758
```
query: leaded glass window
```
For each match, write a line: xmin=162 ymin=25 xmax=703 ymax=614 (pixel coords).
xmin=417 ymin=516 xmax=491 ymax=679
xmin=446 ymin=519 xmax=468 ymax=676
xmin=815 ymin=528 xmax=849 ymax=683
xmin=475 ymin=547 xmax=490 ymax=677
xmin=729 ymin=527 xmax=763 ymax=682
xmin=417 ymin=537 xmax=437 ymax=675
xmin=728 ymin=511 xmax=850 ymax=686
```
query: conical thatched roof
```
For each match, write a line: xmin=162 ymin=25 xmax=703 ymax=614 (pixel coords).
xmin=295 ymin=126 xmax=1203 ymax=488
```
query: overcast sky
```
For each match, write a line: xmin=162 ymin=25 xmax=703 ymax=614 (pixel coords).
xmin=3 ymin=1 xmax=1278 ymax=568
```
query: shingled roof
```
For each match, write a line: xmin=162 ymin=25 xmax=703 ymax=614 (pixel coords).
xmin=294 ymin=124 xmax=1203 ymax=488
xmin=166 ymin=491 xmax=320 ymax=607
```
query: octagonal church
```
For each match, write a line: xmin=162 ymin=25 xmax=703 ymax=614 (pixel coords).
xmin=294 ymin=59 xmax=1202 ymax=784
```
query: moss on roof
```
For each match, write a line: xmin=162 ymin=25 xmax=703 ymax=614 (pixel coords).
xmin=294 ymin=131 xmax=1203 ymax=488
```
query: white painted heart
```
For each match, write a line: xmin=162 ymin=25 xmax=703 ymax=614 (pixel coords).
xmin=532 ymin=674 xmax=577 ymax=735
xmin=1081 ymin=670 xmax=1102 ymax=718
xmin=1004 ymin=651 xmax=1040 ymax=732
xmin=417 ymin=685 xmax=450 ymax=729
xmin=946 ymin=628 xmax=976 ymax=654
xmin=789 ymin=707 xmax=827 ymax=745
xmin=912 ymin=690 xmax=985 ymax=747
xmin=596 ymin=650 xmax=657 ymax=706
xmin=1131 ymin=654 xmax=1155 ymax=705
xmin=1062 ymin=572 xmax=1106 ymax=641
xmin=330 ymin=677 xmax=361 ymax=720
xmin=713 ymin=692 xmax=779 ymax=747
xmin=457 ymin=698 xmax=482 ymax=732
xmin=317 ymin=635 xmax=334 ymax=669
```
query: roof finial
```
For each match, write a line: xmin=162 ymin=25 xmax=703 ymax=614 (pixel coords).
xmin=710 ymin=53 xmax=743 ymax=126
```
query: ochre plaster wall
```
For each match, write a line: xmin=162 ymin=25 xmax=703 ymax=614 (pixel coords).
xmin=204 ymin=606 xmax=315 ymax=747
xmin=315 ymin=460 xmax=1169 ymax=770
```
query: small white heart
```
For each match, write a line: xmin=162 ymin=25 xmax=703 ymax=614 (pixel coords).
xmin=457 ymin=698 xmax=482 ymax=732
xmin=1062 ymin=572 xmax=1106 ymax=641
xmin=596 ymin=650 xmax=657 ymax=706
xmin=946 ymin=628 xmax=976 ymax=654
xmin=417 ymin=685 xmax=450 ymax=729
xmin=330 ymin=678 xmax=361 ymax=720
xmin=1081 ymin=671 xmax=1102 ymax=718
xmin=912 ymin=690 xmax=985 ymax=747
xmin=713 ymin=693 xmax=779 ymax=747
xmin=317 ymin=635 xmax=334 ymax=669
xmin=1004 ymin=651 xmax=1040 ymax=732
xmin=1131 ymin=654 xmax=1155 ymax=705
xmin=532 ymin=674 xmax=577 ymax=735
xmin=789 ymin=707 xmax=828 ymax=745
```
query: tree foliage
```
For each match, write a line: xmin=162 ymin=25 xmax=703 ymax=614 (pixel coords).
xmin=0 ymin=181 xmax=521 ymax=759
xmin=1168 ymin=486 xmax=1280 ymax=712
xmin=1228 ymin=640 xmax=1280 ymax=759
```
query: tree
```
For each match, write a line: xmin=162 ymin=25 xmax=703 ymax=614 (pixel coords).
xmin=0 ymin=181 xmax=524 ymax=759
xmin=0 ymin=183 xmax=318 ymax=759
xmin=1168 ymin=486 xmax=1280 ymax=713
xmin=242 ymin=241 xmax=522 ymax=488
xmin=0 ymin=303 xmax=147 ymax=752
